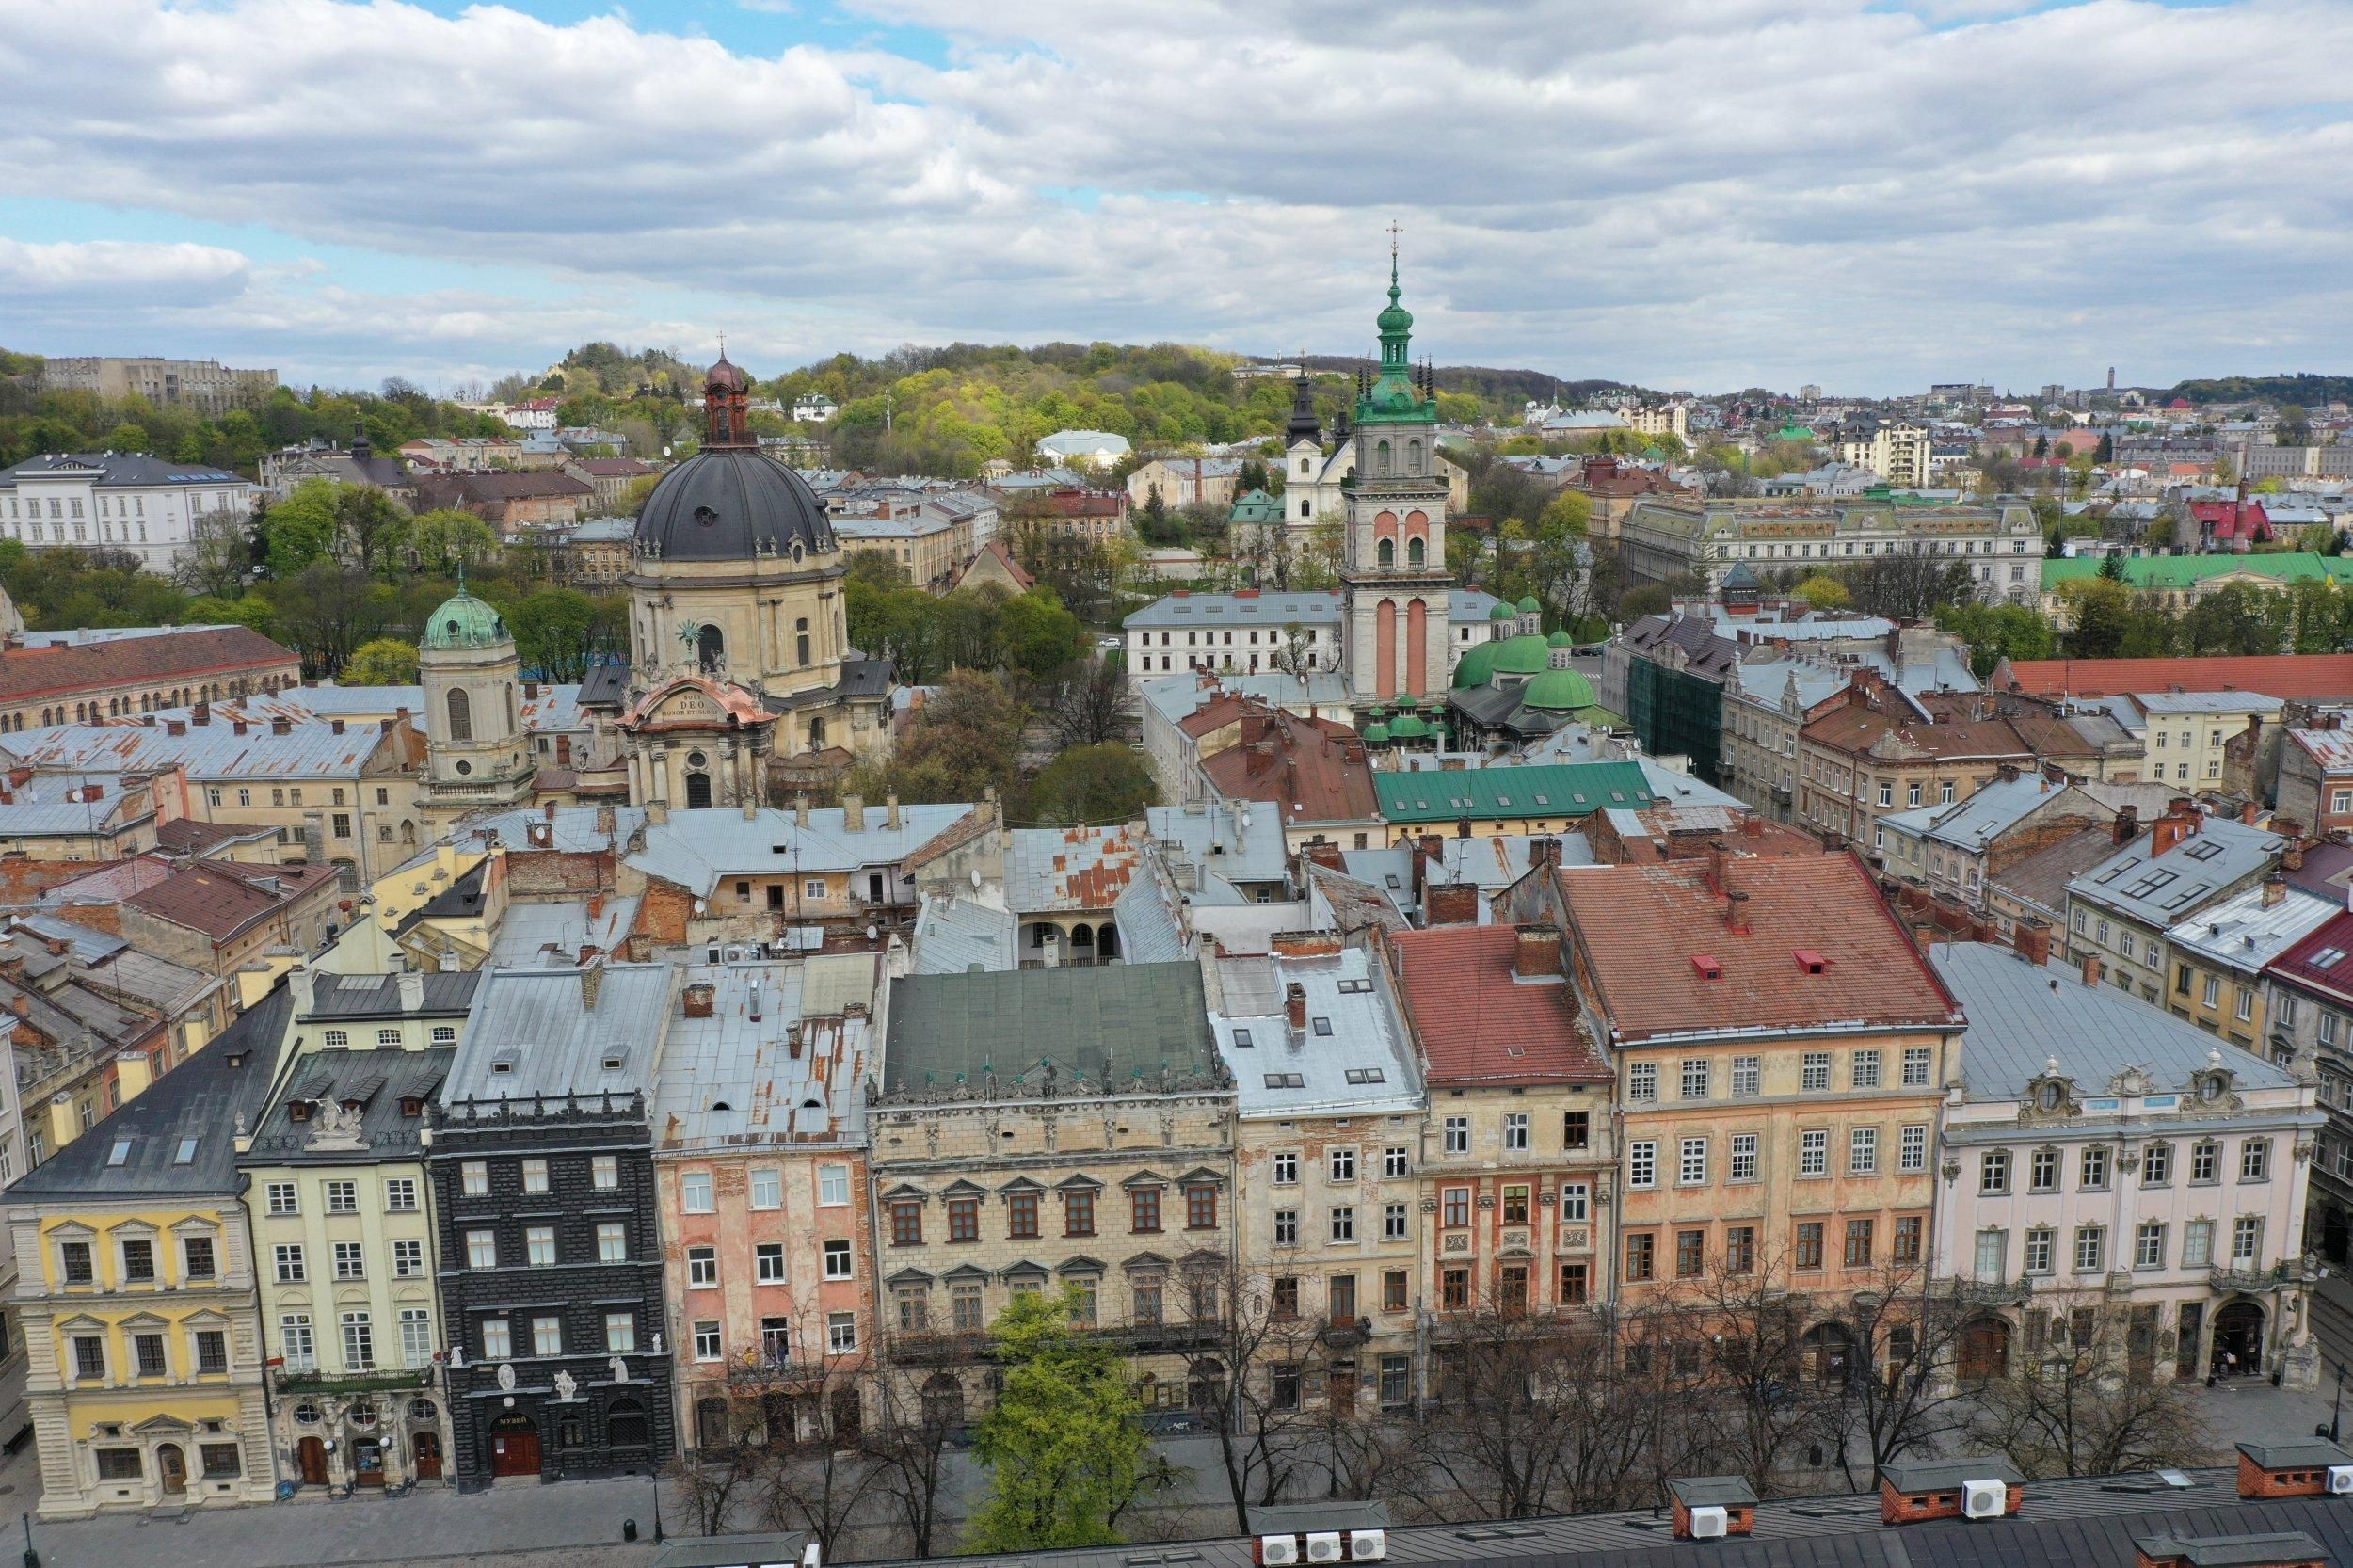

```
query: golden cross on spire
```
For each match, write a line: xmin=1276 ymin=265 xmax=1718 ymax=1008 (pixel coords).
xmin=717 ymin=331 xmax=728 ymax=357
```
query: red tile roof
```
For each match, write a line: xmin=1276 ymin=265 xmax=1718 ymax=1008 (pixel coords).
xmin=1993 ymin=653 xmax=2353 ymax=702
xmin=2267 ymin=908 xmax=2353 ymax=1006
xmin=0 ymin=627 xmax=296 ymax=704
xmin=124 ymin=858 xmax=341 ymax=941
xmin=1390 ymin=924 xmax=1608 ymax=1085
xmin=1560 ymin=854 xmax=1961 ymax=1043
xmin=1196 ymin=704 xmax=1377 ymax=824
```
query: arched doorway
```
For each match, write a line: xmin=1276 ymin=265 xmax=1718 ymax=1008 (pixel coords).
xmin=1957 ymin=1316 xmax=2011 ymax=1382
xmin=1802 ymin=1321 xmax=1856 ymax=1384
xmin=606 ymin=1396 xmax=650 ymax=1453
xmin=412 ymin=1430 xmax=442 ymax=1480
xmin=1070 ymin=923 xmax=1094 ymax=963
xmin=2213 ymin=1301 xmax=2265 ymax=1377
xmin=296 ymin=1435 xmax=328 ymax=1486
xmin=696 ymin=624 xmax=726 ymax=674
xmin=156 ymin=1443 xmax=187 ymax=1495
xmin=921 ymin=1373 xmax=964 ymax=1431
xmin=489 ymin=1412 xmax=541 ymax=1478
xmin=351 ymin=1434 xmax=385 ymax=1486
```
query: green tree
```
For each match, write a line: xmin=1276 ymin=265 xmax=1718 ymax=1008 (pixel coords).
xmin=344 ymin=637 xmax=421 ymax=685
xmin=505 ymin=588 xmax=600 ymax=680
xmin=1026 ymin=743 xmax=1159 ymax=825
xmin=105 ymin=422 xmax=152 ymax=453
xmin=2057 ymin=578 xmax=2135 ymax=659
xmin=1000 ymin=589 xmax=1087 ymax=682
xmin=261 ymin=478 xmax=344 ymax=575
xmin=966 ymin=1287 xmax=1159 ymax=1552
xmin=408 ymin=509 xmax=499 ymax=576
xmin=1935 ymin=602 xmax=2057 ymax=679
xmin=1793 ymin=573 xmax=1849 ymax=610
xmin=2099 ymin=552 xmax=2126 ymax=581
xmin=2183 ymin=582 xmax=2290 ymax=657
xmin=847 ymin=669 xmax=1025 ymax=804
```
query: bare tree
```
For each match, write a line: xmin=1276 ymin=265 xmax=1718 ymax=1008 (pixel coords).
xmin=863 ymin=1351 xmax=963 ymax=1558
xmin=760 ymin=1383 xmax=888 ymax=1561
xmin=1828 ymin=1267 xmax=1976 ymax=1487
xmin=1966 ymin=1293 xmax=2216 ymax=1479
xmin=1188 ymin=1256 xmax=1325 ymax=1532
xmin=665 ymin=1393 xmax=771 ymax=1535
xmin=1048 ymin=657 xmax=1132 ymax=750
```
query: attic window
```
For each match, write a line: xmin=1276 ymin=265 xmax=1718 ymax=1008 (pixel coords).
xmin=289 ymin=1100 xmax=312 ymax=1122
xmin=1263 ymin=1072 xmax=1305 ymax=1089
xmin=1533 ymin=794 xmax=1550 ymax=807
xmin=1496 ymin=795 xmax=1511 ymax=808
xmin=173 ymin=1137 xmax=199 ymax=1164
xmin=106 ymin=1139 xmax=132 ymax=1167
xmin=1337 ymin=979 xmax=1372 ymax=994
xmin=1231 ymin=1028 xmax=1253 ymax=1048
xmin=2184 ymin=840 xmax=2223 ymax=861
xmin=1312 ymin=1017 xmax=1334 ymax=1036
xmin=2313 ymin=947 xmax=2346 ymax=970
xmin=490 ymin=1052 xmax=516 ymax=1076
xmin=602 ymin=1048 xmax=629 ymax=1072
xmin=1692 ymin=955 xmax=1723 ymax=981
xmin=1793 ymin=948 xmax=1831 ymax=975
xmin=399 ymin=1096 xmax=423 ymax=1117
xmin=1345 ymin=1067 xmax=1385 ymax=1084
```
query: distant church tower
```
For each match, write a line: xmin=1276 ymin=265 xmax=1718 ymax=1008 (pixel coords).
xmin=1341 ymin=243 xmax=1450 ymax=701
xmin=419 ymin=582 xmax=533 ymax=833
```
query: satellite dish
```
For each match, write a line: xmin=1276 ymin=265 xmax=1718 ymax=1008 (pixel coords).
xmin=866 ymin=924 xmax=880 ymax=942
xmin=662 ymin=444 xmax=673 ymax=457
xmin=970 ymin=868 xmax=982 ymax=890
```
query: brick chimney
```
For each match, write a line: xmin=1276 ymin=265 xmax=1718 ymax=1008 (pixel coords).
xmin=2015 ymin=918 xmax=2052 ymax=966
xmin=192 ymin=701 xmax=210 ymax=725
xmin=886 ymin=793 xmax=903 ymax=831
xmin=1284 ymin=983 xmax=1307 ymax=1030
xmin=579 ymin=957 xmax=605 ymax=1011
xmin=1878 ymin=1457 xmax=2024 ymax=1525
xmin=1269 ymin=930 xmax=1343 ymax=958
xmin=2112 ymin=803 xmax=2139 ymax=846
xmin=1423 ymin=882 xmax=1479 ymax=926
xmin=2151 ymin=800 xmax=2201 ymax=856
xmin=1667 ymin=1477 xmax=1757 ymax=1540
xmin=271 ymin=716 xmax=292 ymax=736
xmin=2081 ymin=953 xmax=2105 ymax=987
xmin=841 ymin=794 xmax=865 ymax=832
xmin=1724 ymin=889 xmax=1752 ymax=935
xmin=2233 ymin=1439 xmax=2353 ymax=1498
xmin=1513 ymin=924 xmax=1562 ymax=979
xmin=2263 ymin=872 xmax=2286 ymax=908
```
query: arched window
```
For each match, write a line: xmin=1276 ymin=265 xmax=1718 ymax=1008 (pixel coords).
xmin=808 ymin=717 xmax=826 ymax=751
xmin=1377 ymin=538 xmax=1395 ymax=568
xmin=685 ymin=772 xmax=712 ymax=810
xmin=1375 ymin=440 xmax=1391 ymax=475
xmin=1407 ymin=536 xmax=1425 ymax=568
xmin=795 ymin=616 xmax=811 ymax=667
xmin=1408 ymin=440 xmax=1423 ymax=474
xmin=696 ymin=624 xmax=725 ymax=675
xmin=445 ymin=688 xmax=472 ymax=743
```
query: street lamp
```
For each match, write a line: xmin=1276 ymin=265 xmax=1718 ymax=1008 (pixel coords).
xmin=23 ymin=1508 xmax=38 ymax=1568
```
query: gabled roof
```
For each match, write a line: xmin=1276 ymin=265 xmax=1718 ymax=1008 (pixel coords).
xmin=1375 ymin=761 xmax=1653 ymax=825
xmin=1561 ymin=855 xmax=1961 ymax=1044
xmin=1392 ymin=924 xmax=1608 ymax=1085
xmin=2066 ymin=816 xmax=2283 ymax=928
xmin=0 ymin=626 xmax=294 ymax=704
xmin=124 ymin=857 xmax=341 ymax=940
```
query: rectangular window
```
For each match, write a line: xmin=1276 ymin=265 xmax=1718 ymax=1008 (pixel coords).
xmin=1731 ymin=1056 xmax=1761 ymax=1097
xmin=1898 ymin=1125 xmax=1927 ymax=1172
xmin=1680 ymin=1059 xmax=1710 ymax=1099
xmin=1007 ymin=1191 xmax=1040 ymax=1238
xmin=280 ymin=1314 xmax=315 ymax=1371
xmin=1675 ymin=1228 xmax=1705 ymax=1277
xmin=1502 ymin=1114 xmax=1529 ymax=1151
xmin=2073 ymin=1224 xmax=2105 ymax=1272
xmin=1721 ymin=1132 xmax=1755 ymax=1183
xmin=1064 ymin=1191 xmax=1096 ymax=1237
xmin=1273 ymin=1208 xmax=1299 ymax=1247
xmin=520 ymin=1159 xmax=549 ymax=1195
xmin=1801 ymin=1051 xmax=1832 ymax=1092
xmin=2241 ymin=1139 xmax=2272 ymax=1181
xmin=1628 ymin=1063 xmax=1657 ymax=1101
xmin=824 ymin=1240 xmax=854 ymax=1279
xmin=196 ymin=1330 xmax=229 ymax=1374
xmin=2233 ymin=1215 xmax=2263 ymax=1262
xmin=1850 ymin=1049 xmax=1881 ymax=1089
xmin=891 ymin=1200 xmax=924 ymax=1246
xmin=750 ymin=1169 xmax=782 ymax=1208
xmin=1979 ymin=1150 xmax=2011 ymax=1194
xmin=466 ymin=1230 xmax=496 ymax=1269
xmin=134 ymin=1332 xmax=167 ymax=1377
xmin=2135 ymin=1222 xmax=2167 ymax=1270
xmin=266 ymin=1181 xmax=299 ymax=1215
xmin=1329 ymin=1146 xmax=1358 ymax=1181
xmin=895 ymin=1289 xmax=928 ymax=1332
xmin=181 ymin=1235 xmax=216 ymax=1280
xmin=1679 ymin=1137 xmax=1708 ymax=1185
xmin=819 ymin=1164 xmax=850 ymax=1206
xmin=1560 ymin=1261 xmax=1591 ymax=1304
xmin=1893 ymin=1215 xmax=1922 ymax=1264
xmin=1384 ymin=1145 xmax=1410 ymax=1177
xmin=275 ymin=1243 xmax=307 ymax=1282
xmin=952 ymin=1284 xmax=984 ymax=1331
xmin=1382 ymin=1269 xmax=1408 ymax=1311
xmin=592 ymin=1155 xmax=619 ymax=1190
xmin=461 ymin=1161 xmax=488 ymax=1197
xmin=2081 ymin=1144 xmax=2111 ymax=1190
xmin=2030 ymin=1147 xmax=2059 ymax=1192
xmin=2185 ymin=1220 xmax=2214 ymax=1268
xmin=1794 ymin=1223 xmax=1825 ymax=1270
xmin=1849 ymin=1127 xmax=1878 ymax=1175
xmin=1187 ymin=1185 xmax=1218 ymax=1229
xmin=1901 ymin=1047 xmax=1932 ymax=1087
xmin=1130 ymin=1188 xmax=1160 ymax=1233
xmin=1501 ymin=1184 xmax=1529 ymax=1224
xmin=1799 ymin=1129 xmax=1828 ymax=1176
xmin=1384 ymin=1201 xmax=1409 ymax=1240
xmin=597 ymin=1222 xmax=627 ymax=1263
xmin=603 ymin=1313 xmax=635 ymax=1353
xmin=525 ymin=1226 xmax=555 ymax=1267
xmin=95 ymin=1449 xmax=141 ymax=1480
xmin=532 ymin=1315 xmax=564 ymax=1357
xmin=384 ymin=1177 xmax=418 ymax=1211
xmin=1627 ymin=1140 xmax=1657 ymax=1188
xmin=1561 ymin=1112 xmax=1590 ymax=1149
xmin=2144 ymin=1142 xmax=2173 ymax=1186
xmin=949 ymin=1197 xmax=980 ymax=1241
xmin=826 ymin=1313 xmax=857 ymax=1353
xmin=400 ymin=1309 xmax=434 ymax=1368
xmin=694 ymin=1320 xmax=723 ymax=1361
xmin=333 ymin=1240 xmax=366 ymax=1279
xmin=120 ymin=1239 xmax=155 ymax=1284
xmin=1444 ymin=1116 xmax=1469 ymax=1154
xmin=1843 ymin=1218 xmax=1874 ymax=1268
xmin=341 ymin=1312 xmax=375 ymax=1371
xmin=681 ymin=1171 xmax=713 ymax=1212
xmin=2191 ymin=1140 xmax=2219 ymax=1183
xmin=1559 ymin=1180 xmax=1590 ymax=1221
xmin=1975 ymin=1228 xmax=2006 ymax=1278
xmin=1328 ymin=1205 xmax=1357 ymax=1243
xmin=688 ymin=1246 xmax=718 ymax=1287
xmin=1273 ymin=1151 xmax=1299 ymax=1185
xmin=755 ymin=1242 xmax=785 ymax=1283
xmin=1624 ymin=1232 xmax=1656 ymax=1282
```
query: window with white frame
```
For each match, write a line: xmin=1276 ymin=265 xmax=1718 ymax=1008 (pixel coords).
xmin=1801 ymin=1052 xmax=1832 ymax=1092
xmin=1679 ymin=1138 xmax=1708 ymax=1185
xmin=1732 ymin=1056 xmax=1761 ymax=1096
xmin=1901 ymin=1047 xmax=1931 ymax=1087
xmin=2073 ymin=1224 xmax=2105 ymax=1272
xmin=681 ymin=1171 xmax=714 ymax=1212
xmin=1627 ymin=1141 xmax=1657 ymax=1189
xmin=1729 ymin=1133 xmax=1758 ymax=1182
xmin=1680 ymin=1059 xmax=1710 ymax=1099
xmin=1799 ymin=1129 xmax=1828 ymax=1176
xmin=751 ymin=1169 xmax=782 ymax=1208
xmin=1850 ymin=1050 xmax=1881 ymax=1089
xmin=1849 ymin=1127 xmax=1878 ymax=1175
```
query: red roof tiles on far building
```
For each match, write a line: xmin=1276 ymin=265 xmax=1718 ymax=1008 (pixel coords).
xmin=1990 ymin=653 xmax=2353 ymax=702
xmin=1391 ymin=923 xmax=1609 ymax=1085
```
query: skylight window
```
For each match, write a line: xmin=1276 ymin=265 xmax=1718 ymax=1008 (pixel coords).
xmin=1263 ymin=1072 xmax=1305 ymax=1089
xmin=1312 ymin=1017 xmax=1334 ymax=1036
xmin=1344 ymin=1067 xmax=1385 ymax=1084
xmin=173 ymin=1137 xmax=199 ymax=1164
xmin=1231 ymin=1028 xmax=1254 ymax=1048
xmin=2183 ymin=840 xmax=2223 ymax=860
xmin=106 ymin=1139 xmax=132 ymax=1167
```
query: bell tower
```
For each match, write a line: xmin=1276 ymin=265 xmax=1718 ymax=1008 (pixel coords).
xmin=1341 ymin=234 xmax=1450 ymax=703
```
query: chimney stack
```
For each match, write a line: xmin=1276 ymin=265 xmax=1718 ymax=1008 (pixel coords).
xmin=886 ymin=792 xmax=902 ymax=831
xmin=841 ymin=794 xmax=865 ymax=832
xmin=2081 ymin=953 xmax=2104 ymax=988
xmin=2263 ymin=872 xmax=2287 ymax=908
xmin=580 ymin=957 xmax=606 ymax=1011
xmin=795 ymin=792 xmax=811 ymax=829
xmin=2014 ymin=918 xmax=2052 ymax=967
xmin=1724 ymin=890 xmax=1752 ymax=935
xmin=2112 ymin=804 xmax=2139 ymax=846
xmin=1284 ymin=983 xmax=1307 ymax=1031
xmin=1513 ymin=924 xmax=1562 ymax=980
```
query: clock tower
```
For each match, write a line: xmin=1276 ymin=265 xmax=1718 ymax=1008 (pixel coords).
xmin=1340 ymin=244 xmax=1449 ymax=702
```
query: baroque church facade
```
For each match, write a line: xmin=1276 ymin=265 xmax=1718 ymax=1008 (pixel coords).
xmin=599 ymin=356 xmax=894 ymax=809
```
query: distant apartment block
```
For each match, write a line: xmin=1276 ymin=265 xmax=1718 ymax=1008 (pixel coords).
xmin=38 ymin=357 xmax=277 ymax=414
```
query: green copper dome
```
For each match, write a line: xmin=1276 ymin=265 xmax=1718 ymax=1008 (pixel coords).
xmin=422 ymin=589 xmax=509 ymax=650
xmin=1522 ymin=667 xmax=1596 ymax=712
xmin=1377 ymin=279 xmax=1413 ymax=337
xmin=1363 ymin=722 xmax=1391 ymax=746
xmin=1546 ymin=629 xmax=1574 ymax=648
xmin=1489 ymin=602 xmax=1516 ymax=622
xmin=1452 ymin=641 xmax=1499 ymax=688
xmin=1387 ymin=713 xmax=1429 ymax=740
xmin=1514 ymin=595 xmax=1540 ymax=615
xmin=1491 ymin=632 xmax=1551 ymax=677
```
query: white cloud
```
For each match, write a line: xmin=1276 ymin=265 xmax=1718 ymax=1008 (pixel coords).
xmin=0 ymin=237 xmax=250 ymax=302
xmin=2 ymin=0 xmax=2351 ymax=390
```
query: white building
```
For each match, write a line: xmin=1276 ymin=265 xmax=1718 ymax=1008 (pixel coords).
xmin=0 ymin=453 xmax=255 ymax=575
xmin=1034 ymin=429 xmax=1131 ymax=472
xmin=791 ymin=394 xmax=838 ymax=424
xmin=1120 ymin=587 xmax=1502 ymax=682
xmin=1931 ymin=941 xmax=2323 ymax=1388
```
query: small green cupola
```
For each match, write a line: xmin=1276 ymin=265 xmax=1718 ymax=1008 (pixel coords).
xmin=422 ymin=586 xmax=509 ymax=650
xmin=1355 ymin=237 xmax=1438 ymax=428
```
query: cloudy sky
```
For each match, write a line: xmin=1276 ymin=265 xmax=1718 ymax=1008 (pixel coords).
xmin=3 ymin=0 xmax=2350 ymax=396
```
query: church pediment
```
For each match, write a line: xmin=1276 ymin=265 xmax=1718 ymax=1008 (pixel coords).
xmin=624 ymin=676 xmax=775 ymax=732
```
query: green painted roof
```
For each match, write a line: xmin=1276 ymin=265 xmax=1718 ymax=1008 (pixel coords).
xmin=1451 ymin=641 xmax=1499 ymax=689
xmin=2040 ymin=552 xmax=2353 ymax=592
xmin=1228 ymin=488 xmax=1284 ymax=523
xmin=1489 ymin=602 xmax=1517 ymax=621
xmin=1363 ymin=722 xmax=1390 ymax=745
xmin=882 ymin=963 xmax=1221 ymax=1093
xmin=1491 ymin=632 xmax=1552 ymax=676
xmin=1515 ymin=596 xmax=1541 ymax=614
xmin=1375 ymin=760 xmax=1654 ymax=824
xmin=1773 ymin=423 xmax=1816 ymax=442
xmin=421 ymin=590 xmax=509 ymax=650
xmin=1387 ymin=714 xmax=1430 ymax=739
xmin=1546 ymin=630 xmax=1575 ymax=648
xmin=1522 ymin=667 xmax=1597 ymax=712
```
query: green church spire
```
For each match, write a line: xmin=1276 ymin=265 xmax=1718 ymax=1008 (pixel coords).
xmin=1359 ymin=224 xmax=1434 ymax=427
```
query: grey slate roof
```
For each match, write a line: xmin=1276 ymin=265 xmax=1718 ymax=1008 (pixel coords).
xmin=2067 ymin=817 xmax=2284 ymax=928
xmin=882 ymin=963 xmax=1223 ymax=1098
xmin=302 ymin=970 xmax=480 ymax=1019
xmin=626 ymin=803 xmax=972 ymax=897
xmin=442 ymin=962 xmax=676 ymax=1103
xmin=1206 ymin=946 xmax=1421 ymax=1118
xmin=908 ymin=893 xmax=1019 ymax=974
xmin=648 ymin=956 xmax=874 ymax=1148
xmin=7 ymin=986 xmax=291 ymax=1199
xmin=1989 ymin=824 xmax=2125 ymax=921
xmin=244 ymin=1046 xmax=454 ymax=1165
xmin=1147 ymin=800 xmax=1288 ymax=885
xmin=1875 ymin=772 xmax=2076 ymax=851
xmin=1929 ymin=942 xmax=2304 ymax=1100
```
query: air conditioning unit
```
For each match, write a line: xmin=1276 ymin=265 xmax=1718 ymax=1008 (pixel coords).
xmin=2329 ymin=1464 xmax=2353 ymax=1495
xmin=1688 ymin=1506 xmax=1729 ymax=1540
xmin=801 ymin=1545 xmax=824 ymax=1568
xmin=1961 ymin=1479 xmax=2008 ymax=1519
xmin=1259 ymin=1536 xmax=1300 ymax=1567
xmin=1348 ymin=1529 xmax=1387 ymax=1561
xmin=1305 ymin=1533 xmax=1343 ymax=1563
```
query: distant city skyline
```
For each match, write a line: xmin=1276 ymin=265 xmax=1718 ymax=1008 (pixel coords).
xmin=4 ymin=0 xmax=2350 ymax=396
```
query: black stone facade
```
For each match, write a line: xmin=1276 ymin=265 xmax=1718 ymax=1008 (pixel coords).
xmin=427 ymin=1096 xmax=676 ymax=1487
